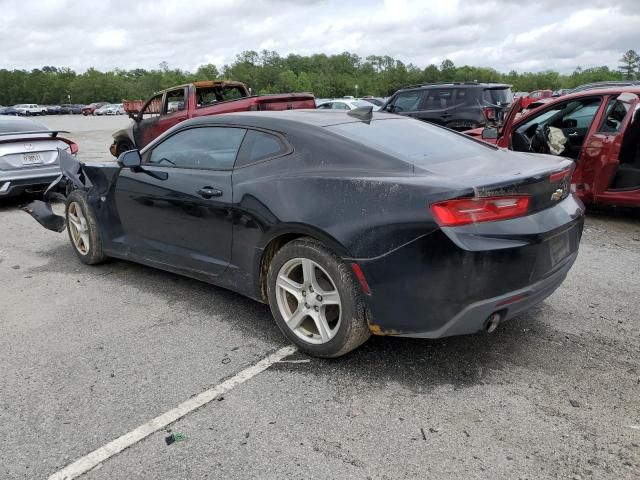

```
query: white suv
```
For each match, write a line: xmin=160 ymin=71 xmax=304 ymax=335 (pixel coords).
xmin=13 ymin=104 xmax=47 ymax=116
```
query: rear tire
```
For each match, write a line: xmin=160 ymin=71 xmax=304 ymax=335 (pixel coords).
xmin=65 ymin=190 xmax=107 ymax=265
xmin=266 ymin=237 xmax=370 ymax=358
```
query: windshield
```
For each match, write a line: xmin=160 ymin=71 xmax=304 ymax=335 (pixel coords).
xmin=483 ymin=88 xmax=513 ymax=105
xmin=327 ymin=118 xmax=494 ymax=167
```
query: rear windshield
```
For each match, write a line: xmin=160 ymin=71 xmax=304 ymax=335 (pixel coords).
xmin=353 ymin=100 xmax=376 ymax=107
xmin=327 ymin=118 xmax=493 ymax=167
xmin=0 ymin=118 xmax=47 ymax=133
xmin=483 ymin=88 xmax=513 ymax=105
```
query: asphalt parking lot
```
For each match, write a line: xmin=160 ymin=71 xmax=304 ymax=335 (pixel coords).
xmin=1 ymin=115 xmax=639 ymax=479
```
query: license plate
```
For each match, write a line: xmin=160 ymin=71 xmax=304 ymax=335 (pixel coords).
xmin=22 ymin=153 xmax=43 ymax=165
xmin=549 ymin=232 xmax=570 ymax=267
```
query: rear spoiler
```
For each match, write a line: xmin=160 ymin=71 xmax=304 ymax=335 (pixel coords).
xmin=0 ymin=130 xmax=69 ymax=138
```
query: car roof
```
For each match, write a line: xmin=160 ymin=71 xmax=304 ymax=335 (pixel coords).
xmin=549 ymin=85 xmax=640 ymax=101
xmin=397 ymin=82 xmax=511 ymax=92
xmin=154 ymin=80 xmax=247 ymax=95
xmin=0 ymin=115 xmax=48 ymax=133
xmin=175 ymin=109 xmax=403 ymax=130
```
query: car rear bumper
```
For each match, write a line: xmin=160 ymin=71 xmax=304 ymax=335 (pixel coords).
xmin=397 ymin=250 xmax=577 ymax=338
xmin=359 ymin=195 xmax=585 ymax=337
xmin=0 ymin=168 xmax=60 ymax=197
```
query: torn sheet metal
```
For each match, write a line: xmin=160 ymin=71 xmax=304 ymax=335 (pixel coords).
xmin=22 ymin=148 xmax=92 ymax=233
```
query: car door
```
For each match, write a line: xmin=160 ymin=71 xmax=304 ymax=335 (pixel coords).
xmin=114 ymin=125 xmax=247 ymax=276
xmin=408 ymin=88 xmax=455 ymax=126
xmin=580 ymin=93 xmax=640 ymax=197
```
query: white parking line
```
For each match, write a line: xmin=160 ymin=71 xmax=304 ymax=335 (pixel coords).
xmin=49 ymin=345 xmax=297 ymax=480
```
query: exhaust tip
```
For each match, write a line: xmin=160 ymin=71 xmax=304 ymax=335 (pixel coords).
xmin=484 ymin=312 xmax=501 ymax=334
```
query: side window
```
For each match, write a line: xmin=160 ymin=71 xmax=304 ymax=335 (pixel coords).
xmin=530 ymin=91 xmax=541 ymax=99
xmin=236 ymin=130 xmax=289 ymax=167
xmin=164 ymin=88 xmax=186 ymax=114
xmin=390 ymin=91 xmax=423 ymax=112
xmin=423 ymin=89 xmax=454 ymax=110
xmin=598 ymin=98 xmax=631 ymax=133
xmin=332 ymin=102 xmax=349 ymax=110
xmin=195 ymin=85 xmax=247 ymax=108
xmin=141 ymin=94 xmax=162 ymax=119
xmin=317 ymin=103 xmax=332 ymax=109
xmin=146 ymin=127 xmax=246 ymax=170
xmin=563 ymin=100 xmax=602 ymax=129
xmin=454 ymin=89 xmax=467 ymax=105
xmin=517 ymin=99 xmax=602 ymax=133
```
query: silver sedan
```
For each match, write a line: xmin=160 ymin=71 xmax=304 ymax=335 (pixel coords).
xmin=0 ymin=116 xmax=78 ymax=198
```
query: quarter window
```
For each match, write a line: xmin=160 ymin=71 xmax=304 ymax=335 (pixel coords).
xmin=147 ymin=127 xmax=247 ymax=170
xmin=236 ymin=130 xmax=288 ymax=167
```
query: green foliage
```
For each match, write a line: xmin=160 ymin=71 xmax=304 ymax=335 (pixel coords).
xmin=618 ymin=50 xmax=640 ymax=80
xmin=0 ymin=51 xmax=634 ymax=106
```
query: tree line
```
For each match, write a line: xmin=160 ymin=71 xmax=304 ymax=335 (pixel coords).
xmin=1 ymin=49 xmax=638 ymax=106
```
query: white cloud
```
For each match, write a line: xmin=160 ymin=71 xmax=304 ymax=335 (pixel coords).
xmin=0 ymin=0 xmax=637 ymax=73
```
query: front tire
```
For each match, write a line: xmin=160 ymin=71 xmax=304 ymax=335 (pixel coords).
xmin=267 ymin=238 xmax=370 ymax=358
xmin=66 ymin=190 xmax=107 ymax=265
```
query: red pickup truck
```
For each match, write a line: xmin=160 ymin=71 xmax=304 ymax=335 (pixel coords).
xmin=110 ymin=81 xmax=315 ymax=156
xmin=465 ymin=88 xmax=640 ymax=208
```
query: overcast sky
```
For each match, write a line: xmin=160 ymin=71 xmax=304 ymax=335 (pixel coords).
xmin=1 ymin=0 xmax=638 ymax=73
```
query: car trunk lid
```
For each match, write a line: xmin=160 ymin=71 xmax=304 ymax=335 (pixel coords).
xmin=425 ymin=148 xmax=575 ymax=215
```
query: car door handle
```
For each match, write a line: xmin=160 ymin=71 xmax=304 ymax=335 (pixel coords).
xmin=568 ymin=132 xmax=580 ymax=136
xmin=197 ymin=187 xmax=222 ymax=199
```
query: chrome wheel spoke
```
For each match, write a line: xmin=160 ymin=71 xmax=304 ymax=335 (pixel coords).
xmin=287 ymin=307 xmax=307 ymax=330
xmin=301 ymin=258 xmax=317 ymax=289
xmin=80 ymin=232 xmax=90 ymax=249
xmin=312 ymin=312 xmax=331 ymax=343
xmin=276 ymin=274 xmax=303 ymax=298
xmin=320 ymin=290 xmax=340 ymax=305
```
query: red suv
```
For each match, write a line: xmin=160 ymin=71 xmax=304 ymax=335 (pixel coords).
xmin=466 ymin=88 xmax=640 ymax=208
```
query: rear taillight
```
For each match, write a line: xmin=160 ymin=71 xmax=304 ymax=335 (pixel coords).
xmin=482 ymin=107 xmax=496 ymax=121
xmin=549 ymin=166 xmax=572 ymax=183
xmin=69 ymin=142 xmax=79 ymax=155
xmin=431 ymin=196 xmax=530 ymax=227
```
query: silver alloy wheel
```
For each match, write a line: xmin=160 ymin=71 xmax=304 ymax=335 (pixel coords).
xmin=275 ymin=257 xmax=342 ymax=345
xmin=67 ymin=202 xmax=90 ymax=255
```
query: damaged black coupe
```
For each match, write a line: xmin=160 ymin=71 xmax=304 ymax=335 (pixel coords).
xmin=26 ymin=109 xmax=585 ymax=357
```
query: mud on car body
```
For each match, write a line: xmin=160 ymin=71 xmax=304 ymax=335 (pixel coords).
xmin=26 ymin=109 xmax=584 ymax=358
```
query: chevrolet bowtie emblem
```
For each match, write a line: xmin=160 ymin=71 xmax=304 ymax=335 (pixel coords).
xmin=551 ymin=188 xmax=564 ymax=201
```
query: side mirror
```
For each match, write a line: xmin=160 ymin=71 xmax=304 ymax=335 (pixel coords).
xmin=118 ymin=149 xmax=142 ymax=168
xmin=481 ymin=127 xmax=499 ymax=139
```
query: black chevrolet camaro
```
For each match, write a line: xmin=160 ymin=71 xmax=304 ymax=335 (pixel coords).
xmin=27 ymin=109 xmax=584 ymax=357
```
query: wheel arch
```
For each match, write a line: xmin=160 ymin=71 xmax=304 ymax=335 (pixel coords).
xmin=256 ymin=224 xmax=352 ymax=303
